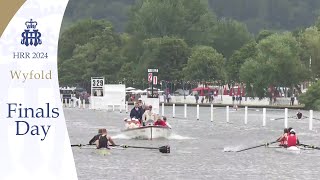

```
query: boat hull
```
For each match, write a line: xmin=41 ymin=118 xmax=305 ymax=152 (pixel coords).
xmin=122 ymin=126 xmax=171 ymax=140
xmin=274 ymin=146 xmax=301 ymax=154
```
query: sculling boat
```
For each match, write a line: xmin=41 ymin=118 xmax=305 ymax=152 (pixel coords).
xmin=122 ymin=125 xmax=172 ymax=140
xmin=268 ymin=146 xmax=301 ymax=154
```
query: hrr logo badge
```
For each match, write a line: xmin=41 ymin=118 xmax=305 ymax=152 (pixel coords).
xmin=21 ymin=19 xmax=42 ymax=47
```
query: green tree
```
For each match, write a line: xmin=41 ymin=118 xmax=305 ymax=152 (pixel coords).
xmin=227 ymin=41 xmax=258 ymax=82
xmin=182 ymin=46 xmax=226 ymax=82
xmin=126 ymin=0 xmax=216 ymax=45
xmin=58 ymin=19 xmax=124 ymax=86
xmin=299 ymin=81 xmax=320 ymax=110
xmin=212 ymin=18 xmax=253 ymax=58
xmin=299 ymin=26 xmax=320 ymax=79
xmin=256 ymin=29 xmax=275 ymax=42
xmin=240 ymin=32 xmax=309 ymax=99
xmin=138 ymin=36 xmax=190 ymax=81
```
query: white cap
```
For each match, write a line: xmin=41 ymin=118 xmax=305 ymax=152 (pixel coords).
xmin=138 ymin=98 xmax=142 ymax=101
xmin=290 ymin=129 xmax=295 ymax=133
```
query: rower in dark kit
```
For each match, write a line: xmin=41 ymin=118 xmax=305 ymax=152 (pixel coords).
xmin=95 ymin=128 xmax=116 ymax=149
xmin=88 ymin=129 xmax=102 ymax=145
xmin=296 ymin=110 xmax=303 ymax=119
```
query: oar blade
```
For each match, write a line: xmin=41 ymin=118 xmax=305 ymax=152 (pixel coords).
xmin=159 ymin=145 xmax=170 ymax=153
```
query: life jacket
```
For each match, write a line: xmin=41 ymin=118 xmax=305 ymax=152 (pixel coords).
xmin=97 ymin=135 xmax=109 ymax=149
xmin=287 ymin=134 xmax=297 ymax=147
xmin=280 ymin=133 xmax=288 ymax=145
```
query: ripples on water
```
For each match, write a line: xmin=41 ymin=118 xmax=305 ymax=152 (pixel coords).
xmin=65 ymin=107 xmax=320 ymax=180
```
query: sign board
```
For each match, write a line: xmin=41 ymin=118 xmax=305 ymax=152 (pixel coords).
xmin=91 ymin=77 xmax=104 ymax=97
xmin=148 ymin=69 xmax=158 ymax=73
xmin=153 ymin=76 xmax=157 ymax=85
xmin=148 ymin=73 xmax=152 ymax=82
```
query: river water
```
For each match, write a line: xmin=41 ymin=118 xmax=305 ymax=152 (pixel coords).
xmin=64 ymin=106 xmax=320 ymax=180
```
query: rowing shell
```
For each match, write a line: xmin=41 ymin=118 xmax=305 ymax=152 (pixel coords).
xmin=270 ymin=146 xmax=301 ymax=154
xmin=79 ymin=146 xmax=126 ymax=156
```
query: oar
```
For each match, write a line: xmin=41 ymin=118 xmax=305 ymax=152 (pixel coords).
xmin=114 ymin=145 xmax=170 ymax=154
xmin=71 ymin=144 xmax=89 ymax=147
xmin=71 ymin=144 xmax=170 ymax=153
xmin=270 ymin=116 xmax=295 ymax=121
xmin=299 ymin=143 xmax=320 ymax=150
xmin=236 ymin=141 xmax=278 ymax=152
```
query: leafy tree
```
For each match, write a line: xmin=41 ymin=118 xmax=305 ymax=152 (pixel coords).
xmin=227 ymin=41 xmax=258 ymax=82
xmin=212 ymin=18 xmax=253 ymax=58
xmin=138 ymin=36 xmax=190 ymax=81
xmin=240 ymin=32 xmax=309 ymax=99
xmin=256 ymin=29 xmax=275 ymax=42
xmin=299 ymin=26 xmax=320 ymax=79
xmin=126 ymin=0 xmax=216 ymax=45
xmin=182 ymin=46 xmax=226 ymax=82
xmin=299 ymin=81 xmax=320 ymax=110
xmin=58 ymin=19 xmax=124 ymax=86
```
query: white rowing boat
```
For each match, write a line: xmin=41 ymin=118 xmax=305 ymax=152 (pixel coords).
xmin=271 ymin=146 xmax=301 ymax=154
xmin=122 ymin=126 xmax=171 ymax=140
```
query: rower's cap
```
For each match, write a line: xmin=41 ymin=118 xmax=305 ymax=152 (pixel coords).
xmin=290 ymin=129 xmax=295 ymax=133
xmin=138 ymin=98 xmax=142 ymax=101
xmin=124 ymin=118 xmax=128 ymax=121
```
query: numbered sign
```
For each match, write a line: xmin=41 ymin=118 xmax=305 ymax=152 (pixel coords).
xmin=91 ymin=78 xmax=104 ymax=88
xmin=91 ymin=77 xmax=104 ymax=97
xmin=148 ymin=69 xmax=158 ymax=73
xmin=153 ymin=76 xmax=157 ymax=85
xmin=148 ymin=73 xmax=152 ymax=82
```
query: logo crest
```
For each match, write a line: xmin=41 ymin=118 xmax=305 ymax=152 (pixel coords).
xmin=21 ymin=19 xmax=42 ymax=47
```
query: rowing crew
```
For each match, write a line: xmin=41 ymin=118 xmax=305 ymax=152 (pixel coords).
xmin=88 ymin=128 xmax=116 ymax=149
xmin=277 ymin=127 xmax=300 ymax=148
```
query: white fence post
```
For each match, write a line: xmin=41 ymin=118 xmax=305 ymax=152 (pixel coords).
xmin=244 ymin=106 xmax=248 ymax=124
xmin=309 ymin=110 xmax=313 ymax=130
xmin=173 ymin=104 xmax=175 ymax=118
xmin=284 ymin=108 xmax=288 ymax=128
xmin=226 ymin=106 xmax=229 ymax=123
xmin=126 ymin=101 xmax=128 ymax=113
xmin=210 ymin=104 xmax=213 ymax=122
xmin=162 ymin=103 xmax=164 ymax=116
xmin=184 ymin=104 xmax=187 ymax=118
xmin=262 ymin=108 xmax=266 ymax=126
xmin=197 ymin=104 xmax=199 ymax=120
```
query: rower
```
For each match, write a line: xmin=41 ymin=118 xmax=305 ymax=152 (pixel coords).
xmin=287 ymin=129 xmax=300 ymax=147
xmin=296 ymin=110 xmax=303 ymax=119
xmin=88 ymin=129 xmax=102 ymax=145
xmin=277 ymin=128 xmax=288 ymax=147
xmin=95 ymin=128 xmax=116 ymax=149
xmin=154 ymin=116 xmax=167 ymax=127
xmin=163 ymin=116 xmax=172 ymax=128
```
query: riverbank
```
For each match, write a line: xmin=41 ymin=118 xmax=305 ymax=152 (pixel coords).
xmin=128 ymin=102 xmax=305 ymax=110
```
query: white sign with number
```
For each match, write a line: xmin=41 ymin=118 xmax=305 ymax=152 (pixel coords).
xmin=91 ymin=77 xmax=104 ymax=89
xmin=148 ymin=69 xmax=158 ymax=73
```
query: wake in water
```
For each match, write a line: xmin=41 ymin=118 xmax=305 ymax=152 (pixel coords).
xmin=223 ymin=145 xmax=244 ymax=152
xmin=168 ymin=133 xmax=196 ymax=140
